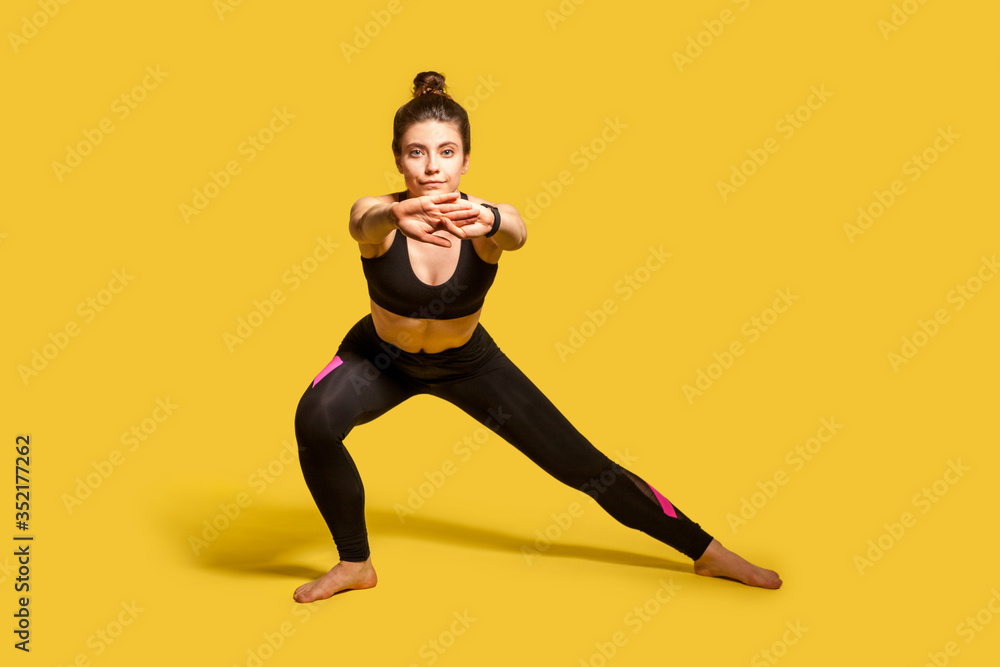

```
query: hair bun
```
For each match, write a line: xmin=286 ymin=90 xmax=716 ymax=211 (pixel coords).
xmin=412 ymin=71 xmax=449 ymax=99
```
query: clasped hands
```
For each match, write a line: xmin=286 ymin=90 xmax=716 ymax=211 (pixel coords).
xmin=392 ymin=191 xmax=496 ymax=248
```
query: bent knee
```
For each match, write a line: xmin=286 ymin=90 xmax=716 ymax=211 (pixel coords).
xmin=294 ymin=387 xmax=360 ymax=449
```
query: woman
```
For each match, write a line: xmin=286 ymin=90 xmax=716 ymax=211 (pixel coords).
xmin=293 ymin=72 xmax=781 ymax=602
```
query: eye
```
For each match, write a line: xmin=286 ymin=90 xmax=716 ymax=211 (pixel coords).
xmin=409 ymin=149 xmax=422 ymax=157
xmin=443 ymin=148 xmax=454 ymax=156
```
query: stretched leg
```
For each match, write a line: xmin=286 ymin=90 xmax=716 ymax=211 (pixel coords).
xmin=292 ymin=349 xmax=415 ymax=601
xmin=432 ymin=349 xmax=781 ymax=588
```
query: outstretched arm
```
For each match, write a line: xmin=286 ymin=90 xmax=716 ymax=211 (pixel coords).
xmin=489 ymin=203 xmax=527 ymax=251
xmin=348 ymin=197 xmax=397 ymax=245
xmin=443 ymin=200 xmax=528 ymax=251
xmin=349 ymin=192 xmax=470 ymax=248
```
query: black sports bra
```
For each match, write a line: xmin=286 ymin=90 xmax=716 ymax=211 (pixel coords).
xmin=359 ymin=191 xmax=499 ymax=320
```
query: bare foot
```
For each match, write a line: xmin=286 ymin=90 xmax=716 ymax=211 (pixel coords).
xmin=693 ymin=539 xmax=782 ymax=589
xmin=293 ymin=558 xmax=378 ymax=603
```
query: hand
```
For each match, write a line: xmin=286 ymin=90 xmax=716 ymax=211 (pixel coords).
xmin=440 ymin=200 xmax=497 ymax=238
xmin=392 ymin=191 xmax=469 ymax=248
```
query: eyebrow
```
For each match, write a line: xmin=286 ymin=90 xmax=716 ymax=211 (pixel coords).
xmin=405 ymin=141 xmax=459 ymax=150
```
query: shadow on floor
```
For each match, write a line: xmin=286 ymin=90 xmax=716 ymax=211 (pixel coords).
xmin=182 ymin=502 xmax=690 ymax=579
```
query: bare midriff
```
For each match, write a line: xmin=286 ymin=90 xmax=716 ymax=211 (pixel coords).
xmin=370 ymin=300 xmax=481 ymax=353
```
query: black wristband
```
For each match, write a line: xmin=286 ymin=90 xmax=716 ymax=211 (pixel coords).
xmin=482 ymin=203 xmax=501 ymax=238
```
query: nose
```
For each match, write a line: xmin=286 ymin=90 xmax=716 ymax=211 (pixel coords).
xmin=425 ymin=154 xmax=439 ymax=174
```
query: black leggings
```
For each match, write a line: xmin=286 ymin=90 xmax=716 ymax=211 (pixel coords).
xmin=293 ymin=315 xmax=714 ymax=562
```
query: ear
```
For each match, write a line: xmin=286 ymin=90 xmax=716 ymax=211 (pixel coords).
xmin=461 ymin=152 xmax=470 ymax=175
xmin=394 ymin=154 xmax=403 ymax=173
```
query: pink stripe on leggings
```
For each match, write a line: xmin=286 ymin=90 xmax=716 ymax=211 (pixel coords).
xmin=649 ymin=484 xmax=678 ymax=518
xmin=312 ymin=356 xmax=343 ymax=387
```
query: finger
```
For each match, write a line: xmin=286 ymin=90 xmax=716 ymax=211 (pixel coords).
xmin=438 ymin=218 xmax=468 ymax=239
xmin=417 ymin=231 xmax=452 ymax=248
xmin=447 ymin=216 xmax=483 ymax=229
xmin=407 ymin=225 xmax=451 ymax=248
xmin=429 ymin=191 xmax=460 ymax=203
xmin=439 ymin=208 xmax=481 ymax=221
xmin=452 ymin=222 xmax=491 ymax=237
xmin=436 ymin=202 xmax=476 ymax=214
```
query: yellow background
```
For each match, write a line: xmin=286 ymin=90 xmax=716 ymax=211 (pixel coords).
xmin=4 ymin=0 xmax=998 ymax=665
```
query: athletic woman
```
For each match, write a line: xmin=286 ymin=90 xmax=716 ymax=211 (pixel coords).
xmin=292 ymin=71 xmax=782 ymax=602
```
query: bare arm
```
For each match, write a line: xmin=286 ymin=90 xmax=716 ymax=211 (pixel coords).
xmin=441 ymin=199 xmax=528 ymax=251
xmin=349 ymin=197 xmax=398 ymax=245
xmin=490 ymin=202 xmax=527 ymax=251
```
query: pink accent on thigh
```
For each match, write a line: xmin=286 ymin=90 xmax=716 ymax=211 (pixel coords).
xmin=649 ymin=484 xmax=678 ymax=518
xmin=312 ymin=356 xmax=343 ymax=387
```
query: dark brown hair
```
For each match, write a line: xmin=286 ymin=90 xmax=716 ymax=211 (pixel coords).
xmin=391 ymin=71 xmax=471 ymax=156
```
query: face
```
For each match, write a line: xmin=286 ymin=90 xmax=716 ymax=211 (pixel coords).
xmin=395 ymin=120 xmax=469 ymax=197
